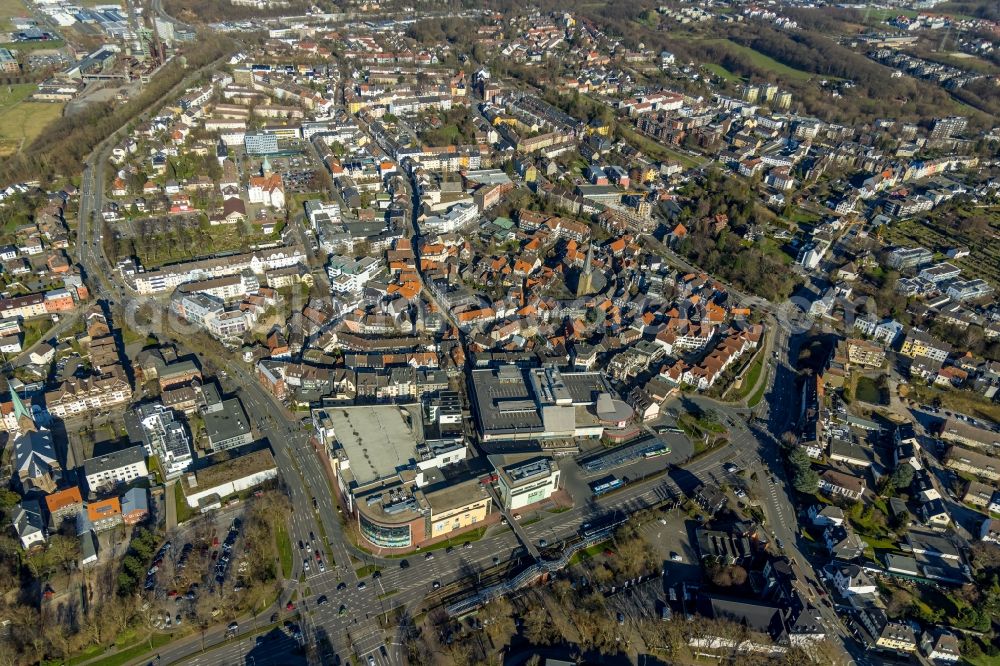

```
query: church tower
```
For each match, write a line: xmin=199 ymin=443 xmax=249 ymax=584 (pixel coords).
xmin=576 ymin=243 xmax=596 ymax=297
xmin=10 ymin=388 xmax=36 ymax=434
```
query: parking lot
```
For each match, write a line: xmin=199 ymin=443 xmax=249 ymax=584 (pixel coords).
xmin=142 ymin=508 xmax=249 ymax=629
xmin=638 ymin=510 xmax=702 ymax=582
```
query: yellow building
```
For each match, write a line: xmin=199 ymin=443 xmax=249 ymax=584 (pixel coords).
xmin=427 ymin=481 xmax=492 ymax=538
xmin=586 ymin=119 xmax=611 ymax=137
xmin=846 ymin=339 xmax=885 ymax=368
xmin=900 ymin=330 xmax=950 ymax=362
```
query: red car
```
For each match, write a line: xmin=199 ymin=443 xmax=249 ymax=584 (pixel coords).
xmin=315 ymin=551 xmax=321 ymax=561
xmin=286 ymin=601 xmax=296 ymax=611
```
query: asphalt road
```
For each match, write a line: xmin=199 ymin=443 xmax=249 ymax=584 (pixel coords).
xmin=65 ymin=44 xmax=878 ymax=666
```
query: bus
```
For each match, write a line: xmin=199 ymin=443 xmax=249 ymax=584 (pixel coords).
xmin=591 ymin=477 xmax=625 ymax=497
xmin=643 ymin=444 xmax=670 ymax=458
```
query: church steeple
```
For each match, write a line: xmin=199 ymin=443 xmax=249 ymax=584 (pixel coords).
xmin=10 ymin=388 xmax=35 ymax=433
xmin=576 ymin=243 xmax=596 ymax=297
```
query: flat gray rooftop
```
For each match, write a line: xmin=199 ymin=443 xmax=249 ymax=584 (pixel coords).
xmin=560 ymin=372 xmax=608 ymax=405
xmin=330 ymin=404 xmax=423 ymax=486
xmin=470 ymin=368 xmax=544 ymax=436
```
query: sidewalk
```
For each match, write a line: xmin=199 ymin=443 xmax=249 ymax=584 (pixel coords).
xmin=165 ymin=479 xmax=177 ymax=532
xmin=73 ymin=592 xmax=288 ymax=666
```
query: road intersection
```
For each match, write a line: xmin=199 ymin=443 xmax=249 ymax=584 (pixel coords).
xmin=67 ymin=46 xmax=866 ymax=665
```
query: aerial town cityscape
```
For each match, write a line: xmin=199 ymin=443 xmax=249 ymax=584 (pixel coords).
xmin=0 ymin=0 xmax=997 ymax=664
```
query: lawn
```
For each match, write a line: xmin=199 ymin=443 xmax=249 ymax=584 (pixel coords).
xmin=354 ymin=564 xmax=382 ymax=578
xmin=173 ymin=482 xmax=193 ymax=524
xmin=908 ymin=383 xmax=1000 ymax=424
xmin=568 ymin=539 xmax=611 ymax=566
xmin=734 ymin=355 xmax=764 ymax=400
xmin=746 ymin=379 xmax=768 ymax=408
xmin=704 ymin=63 xmax=740 ymax=82
xmin=131 ymin=223 xmax=281 ymax=270
xmin=966 ymin=652 xmax=1000 ymax=666
xmin=0 ymin=84 xmax=65 ymax=157
xmin=21 ymin=316 xmax=54 ymax=350
xmin=0 ymin=82 xmax=34 ymax=109
xmin=74 ymin=632 xmax=175 ymax=666
xmin=619 ymin=126 xmax=702 ymax=169
xmin=855 ymin=376 xmax=888 ymax=405
xmin=0 ymin=0 xmax=26 ymax=31
xmin=275 ymin=522 xmax=293 ymax=579
xmin=0 ymin=38 xmax=65 ymax=52
xmin=147 ymin=456 xmax=163 ymax=484
xmin=708 ymin=38 xmax=817 ymax=81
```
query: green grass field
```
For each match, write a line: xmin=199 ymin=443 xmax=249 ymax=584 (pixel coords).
xmin=173 ymin=483 xmax=193 ymax=524
xmin=276 ymin=523 xmax=292 ymax=579
xmin=21 ymin=316 xmax=54 ymax=350
xmin=858 ymin=5 xmax=978 ymax=24
xmin=670 ymin=34 xmax=818 ymax=81
xmin=0 ymin=83 xmax=64 ymax=157
xmin=713 ymin=39 xmax=817 ymax=81
xmin=735 ymin=356 xmax=764 ymax=400
xmin=746 ymin=375 xmax=768 ymax=408
xmin=0 ymin=83 xmax=35 ymax=110
xmin=619 ymin=127 xmax=702 ymax=169
xmin=132 ymin=223 xmax=281 ymax=270
xmin=83 ymin=633 xmax=175 ymax=666
xmin=0 ymin=0 xmax=26 ymax=31
xmin=704 ymin=63 xmax=740 ymax=82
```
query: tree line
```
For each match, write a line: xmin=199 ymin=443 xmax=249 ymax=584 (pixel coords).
xmin=0 ymin=35 xmax=233 ymax=189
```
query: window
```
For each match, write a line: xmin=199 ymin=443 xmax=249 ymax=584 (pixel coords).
xmin=359 ymin=513 xmax=410 ymax=548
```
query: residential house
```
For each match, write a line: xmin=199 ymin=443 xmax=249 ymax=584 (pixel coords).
xmin=921 ymin=629 xmax=961 ymax=663
xmin=44 ymin=486 xmax=83 ymax=528
xmin=823 ymin=524 xmax=865 ymax=560
xmin=121 ymin=487 xmax=150 ymax=524
xmin=831 ymin=564 xmax=877 ymax=596
xmin=82 ymin=445 xmax=148 ymax=492
xmin=818 ymin=469 xmax=865 ymax=501
xmin=980 ymin=518 xmax=1000 ymax=545
xmin=12 ymin=500 xmax=46 ymax=549
xmin=808 ymin=505 xmax=845 ymax=527
xmin=944 ymin=446 xmax=1000 ymax=482
xmin=855 ymin=607 xmax=917 ymax=654
xmin=83 ymin=498 xmax=123 ymax=532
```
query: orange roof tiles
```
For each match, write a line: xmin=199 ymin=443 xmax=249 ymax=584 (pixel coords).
xmin=87 ymin=497 xmax=121 ymax=521
xmin=45 ymin=487 xmax=82 ymax=514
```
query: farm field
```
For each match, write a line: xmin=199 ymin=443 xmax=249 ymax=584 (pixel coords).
xmin=0 ymin=83 xmax=65 ymax=157
xmin=0 ymin=0 xmax=26 ymax=31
